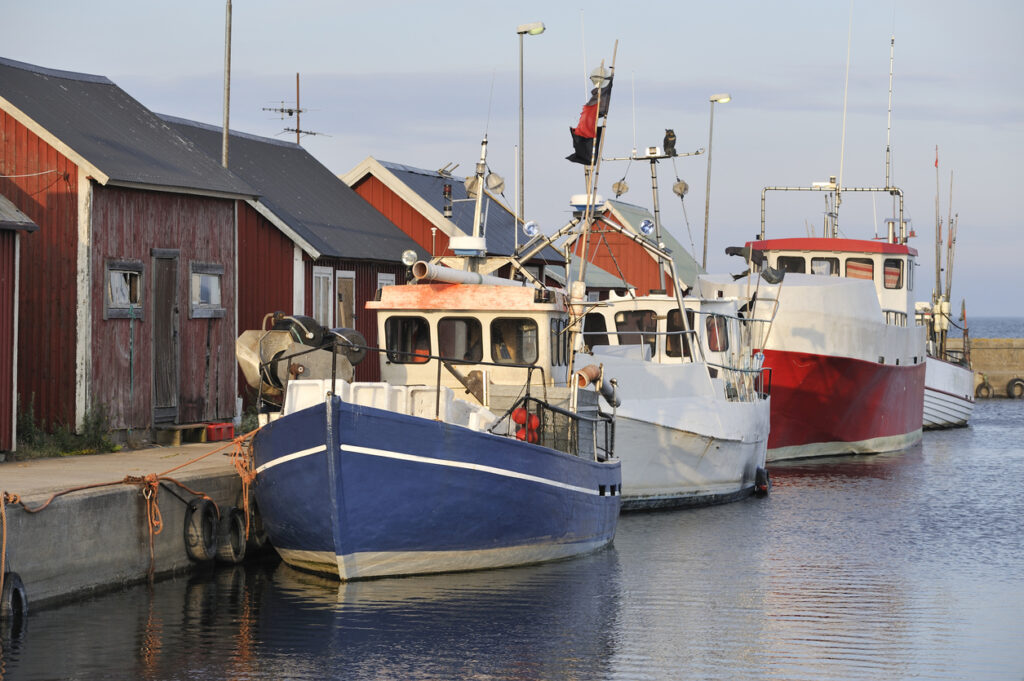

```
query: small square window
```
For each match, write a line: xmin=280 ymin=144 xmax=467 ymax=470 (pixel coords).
xmin=105 ymin=260 xmax=144 ymax=320
xmin=190 ymin=262 xmax=225 ymax=318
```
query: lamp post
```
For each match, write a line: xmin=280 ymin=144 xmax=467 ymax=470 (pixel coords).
xmin=517 ymin=21 xmax=545 ymax=249
xmin=702 ymin=92 xmax=731 ymax=269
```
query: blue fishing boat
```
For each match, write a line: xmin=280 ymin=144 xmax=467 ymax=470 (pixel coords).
xmin=239 ymin=137 xmax=620 ymax=580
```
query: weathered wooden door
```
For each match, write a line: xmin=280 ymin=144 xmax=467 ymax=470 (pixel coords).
xmin=152 ymin=252 xmax=179 ymax=423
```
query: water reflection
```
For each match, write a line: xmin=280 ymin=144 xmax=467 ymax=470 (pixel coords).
xmin=3 ymin=400 xmax=1023 ymax=680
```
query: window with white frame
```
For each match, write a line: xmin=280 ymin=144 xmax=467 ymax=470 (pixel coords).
xmin=312 ymin=266 xmax=333 ymax=327
xmin=190 ymin=262 xmax=225 ymax=318
xmin=105 ymin=259 xmax=144 ymax=319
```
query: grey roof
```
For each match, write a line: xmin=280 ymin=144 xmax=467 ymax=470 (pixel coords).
xmin=164 ymin=117 xmax=425 ymax=263
xmin=605 ymin=199 xmax=705 ymax=287
xmin=0 ymin=57 xmax=254 ymax=199
xmin=0 ymin=193 xmax=37 ymax=231
xmin=378 ymin=161 xmax=562 ymax=262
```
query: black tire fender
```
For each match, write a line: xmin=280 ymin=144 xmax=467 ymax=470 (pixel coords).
xmin=184 ymin=498 xmax=218 ymax=562
xmin=1007 ymin=378 xmax=1024 ymax=399
xmin=1 ymin=571 xmax=27 ymax=622
xmin=754 ymin=467 xmax=771 ymax=498
xmin=215 ymin=506 xmax=247 ymax=564
xmin=235 ymin=489 xmax=269 ymax=552
xmin=975 ymin=381 xmax=993 ymax=399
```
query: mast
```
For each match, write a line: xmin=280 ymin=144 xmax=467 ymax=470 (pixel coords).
xmin=934 ymin=146 xmax=942 ymax=304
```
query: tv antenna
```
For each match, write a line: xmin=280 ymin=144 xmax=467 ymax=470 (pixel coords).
xmin=262 ymin=73 xmax=324 ymax=144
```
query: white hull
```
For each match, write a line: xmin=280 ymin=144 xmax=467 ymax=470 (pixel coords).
xmin=591 ymin=348 xmax=770 ymax=510
xmin=923 ymin=356 xmax=975 ymax=429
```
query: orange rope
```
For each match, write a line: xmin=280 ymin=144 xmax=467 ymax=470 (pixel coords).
xmin=0 ymin=428 xmax=263 ymax=583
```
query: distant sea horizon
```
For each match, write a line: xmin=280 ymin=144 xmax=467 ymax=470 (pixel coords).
xmin=947 ymin=315 xmax=1024 ymax=339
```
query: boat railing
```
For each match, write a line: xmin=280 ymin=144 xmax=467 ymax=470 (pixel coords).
xmin=490 ymin=395 xmax=615 ymax=463
xmin=883 ymin=309 xmax=908 ymax=327
xmin=704 ymin=361 xmax=773 ymax=401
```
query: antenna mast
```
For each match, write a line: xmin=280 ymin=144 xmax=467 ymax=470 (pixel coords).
xmin=262 ymin=73 xmax=323 ymax=144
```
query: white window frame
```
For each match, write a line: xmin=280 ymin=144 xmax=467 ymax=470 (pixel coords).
xmin=377 ymin=272 xmax=396 ymax=289
xmin=312 ymin=266 xmax=334 ymax=327
xmin=189 ymin=261 xmax=225 ymax=319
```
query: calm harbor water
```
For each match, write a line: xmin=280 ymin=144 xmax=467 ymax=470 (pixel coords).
xmin=3 ymin=399 xmax=1024 ymax=681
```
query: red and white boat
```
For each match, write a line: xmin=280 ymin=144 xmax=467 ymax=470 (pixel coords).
xmin=703 ymin=182 xmax=927 ymax=461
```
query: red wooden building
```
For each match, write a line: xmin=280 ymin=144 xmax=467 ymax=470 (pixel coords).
xmin=0 ymin=57 xmax=256 ymax=437
xmin=343 ymin=157 xmax=563 ymax=283
xmin=165 ymin=118 xmax=426 ymax=386
xmin=0 ymin=193 xmax=37 ymax=453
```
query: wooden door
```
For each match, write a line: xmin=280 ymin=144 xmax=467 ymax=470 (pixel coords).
xmin=152 ymin=252 xmax=179 ymax=423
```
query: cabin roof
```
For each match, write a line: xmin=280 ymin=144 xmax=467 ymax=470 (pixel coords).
xmin=367 ymin=282 xmax=564 ymax=312
xmin=748 ymin=237 xmax=918 ymax=257
xmin=163 ymin=116 xmax=426 ymax=262
xmin=0 ymin=193 xmax=38 ymax=232
xmin=0 ymin=57 xmax=256 ymax=199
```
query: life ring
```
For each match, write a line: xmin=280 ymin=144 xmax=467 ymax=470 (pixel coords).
xmin=184 ymin=498 xmax=218 ymax=562
xmin=975 ymin=381 xmax=994 ymax=399
xmin=754 ymin=467 xmax=771 ymax=497
xmin=1007 ymin=378 xmax=1024 ymax=400
xmin=215 ymin=506 xmax=247 ymax=564
xmin=1 ymin=571 xmax=28 ymax=624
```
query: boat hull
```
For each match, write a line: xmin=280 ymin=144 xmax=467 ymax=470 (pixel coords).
xmin=615 ymin=402 xmax=769 ymax=511
xmin=764 ymin=349 xmax=925 ymax=461
xmin=923 ymin=356 xmax=975 ymax=429
xmin=252 ymin=396 xmax=621 ymax=580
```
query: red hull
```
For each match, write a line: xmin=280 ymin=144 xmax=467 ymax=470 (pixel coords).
xmin=764 ymin=349 xmax=925 ymax=459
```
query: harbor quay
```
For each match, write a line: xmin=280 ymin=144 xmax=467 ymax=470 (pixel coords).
xmin=1 ymin=443 xmax=242 ymax=612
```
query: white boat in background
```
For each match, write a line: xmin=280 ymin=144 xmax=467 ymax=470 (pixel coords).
xmin=578 ymin=288 xmax=771 ymax=509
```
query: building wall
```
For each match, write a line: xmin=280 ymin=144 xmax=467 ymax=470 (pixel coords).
xmin=575 ymin=219 xmax=676 ymax=296
xmin=0 ymin=230 xmax=16 ymax=450
xmin=90 ymin=186 xmax=237 ymax=428
xmin=0 ymin=110 xmax=80 ymax=431
xmin=351 ymin=175 xmax=451 ymax=258
xmin=301 ymin=256 xmax=406 ymax=382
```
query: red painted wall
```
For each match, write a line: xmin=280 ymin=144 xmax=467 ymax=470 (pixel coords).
xmin=351 ymin=175 xmax=452 ymax=258
xmin=0 ymin=110 xmax=79 ymax=431
xmin=574 ymin=215 xmax=675 ymax=296
xmin=90 ymin=186 xmax=238 ymax=428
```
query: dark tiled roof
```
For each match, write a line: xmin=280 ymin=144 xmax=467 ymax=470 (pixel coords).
xmin=0 ymin=57 xmax=254 ymax=198
xmin=164 ymin=117 xmax=425 ymax=262
xmin=0 ymin=192 xmax=37 ymax=231
xmin=379 ymin=161 xmax=562 ymax=262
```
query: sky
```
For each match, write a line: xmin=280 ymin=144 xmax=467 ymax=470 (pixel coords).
xmin=4 ymin=1 xmax=1022 ymax=317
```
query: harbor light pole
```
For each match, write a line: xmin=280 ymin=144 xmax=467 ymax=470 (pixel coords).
xmin=517 ymin=21 xmax=545 ymax=249
xmin=702 ymin=92 xmax=731 ymax=269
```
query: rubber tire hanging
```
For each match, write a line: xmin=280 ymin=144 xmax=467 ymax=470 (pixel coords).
xmin=1 ymin=571 xmax=28 ymax=633
xmin=215 ymin=507 xmax=247 ymax=564
xmin=184 ymin=498 xmax=218 ymax=562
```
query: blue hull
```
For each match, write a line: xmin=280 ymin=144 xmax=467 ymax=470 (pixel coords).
xmin=252 ymin=396 xmax=621 ymax=580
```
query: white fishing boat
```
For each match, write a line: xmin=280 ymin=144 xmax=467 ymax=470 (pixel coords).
xmin=913 ymin=157 xmax=974 ymax=428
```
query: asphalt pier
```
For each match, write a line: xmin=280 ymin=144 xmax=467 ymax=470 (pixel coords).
xmin=1 ymin=442 xmax=243 ymax=613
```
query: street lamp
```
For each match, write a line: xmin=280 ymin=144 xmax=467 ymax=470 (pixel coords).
xmin=702 ymin=92 xmax=731 ymax=269
xmin=517 ymin=21 xmax=545 ymax=249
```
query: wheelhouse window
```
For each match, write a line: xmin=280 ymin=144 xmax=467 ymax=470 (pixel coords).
xmin=385 ymin=316 xmax=430 ymax=363
xmin=490 ymin=318 xmax=538 ymax=365
xmin=845 ymin=258 xmax=874 ymax=281
xmin=550 ymin=318 xmax=569 ymax=366
xmin=438 ymin=317 xmax=482 ymax=362
xmin=811 ymin=257 xmax=840 ymax=276
xmin=583 ymin=313 xmax=609 ymax=348
xmin=614 ymin=310 xmax=656 ymax=353
xmin=883 ymin=259 xmax=903 ymax=289
xmin=706 ymin=314 xmax=729 ymax=352
xmin=105 ymin=260 xmax=143 ymax=320
xmin=666 ymin=309 xmax=696 ymax=358
xmin=777 ymin=256 xmax=806 ymax=274
xmin=189 ymin=262 xmax=224 ymax=319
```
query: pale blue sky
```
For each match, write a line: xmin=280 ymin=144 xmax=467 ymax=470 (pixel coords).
xmin=5 ymin=1 xmax=1022 ymax=316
